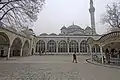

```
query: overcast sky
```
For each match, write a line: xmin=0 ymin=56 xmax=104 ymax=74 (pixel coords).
xmin=33 ymin=0 xmax=119 ymax=35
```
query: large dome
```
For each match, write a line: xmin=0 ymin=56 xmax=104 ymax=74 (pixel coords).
xmin=68 ymin=24 xmax=83 ymax=30
xmin=67 ymin=24 xmax=85 ymax=35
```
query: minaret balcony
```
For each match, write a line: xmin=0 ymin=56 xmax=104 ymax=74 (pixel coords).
xmin=89 ymin=7 xmax=95 ymax=13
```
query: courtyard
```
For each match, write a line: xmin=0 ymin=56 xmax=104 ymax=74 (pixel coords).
xmin=0 ymin=55 xmax=120 ymax=80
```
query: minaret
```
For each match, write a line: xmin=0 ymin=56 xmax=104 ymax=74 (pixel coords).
xmin=89 ymin=0 xmax=96 ymax=35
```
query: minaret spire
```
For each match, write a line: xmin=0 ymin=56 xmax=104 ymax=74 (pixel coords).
xmin=89 ymin=0 xmax=96 ymax=35
xmin=72 ymin=21 xmax=74 ymax=25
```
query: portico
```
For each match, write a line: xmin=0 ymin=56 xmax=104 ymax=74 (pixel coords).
xmin=87 ymin=31 xmax=120 ymax=63
xmin=0 ymin=27 xmax=35 ymax=59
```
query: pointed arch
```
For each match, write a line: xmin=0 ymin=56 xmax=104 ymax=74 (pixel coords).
xmin=69 ymin=40 xmax=78 ymax=52
xmin=10 ymin=37 xmax=22 ymax=56
xmin=0 ymin=32 xmax=10 ymax=57
xmin=36 ymin=40 xmax=45 ymax=53
xmin=80 ymin=40 xmax=88 ymax=53
xmin=22 ymin=40 xmax=29 ymax=56
xmin=47 ymin=40 xmax=56 ymax=52
xmin=58 ymin=40 xmax=68 ymax=52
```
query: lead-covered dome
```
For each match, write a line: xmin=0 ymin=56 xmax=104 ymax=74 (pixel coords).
xmin=40 ymin=33 xmax=48 ymax=36
xmin=61 ymin=26 xmax=66 ymax=30
xmin=85 ymin=26 xmax=91 ymax=30
xmin=67 ymin=24 xmax=85 ymax=35
xmin=49 ymin=33 xmax=57 ymax=36
xmin=68 ymin=24 xmax=83 ymax=30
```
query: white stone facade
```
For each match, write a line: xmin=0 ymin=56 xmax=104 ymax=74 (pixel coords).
xmin=36 ymin=25 xmax=101 ymax=54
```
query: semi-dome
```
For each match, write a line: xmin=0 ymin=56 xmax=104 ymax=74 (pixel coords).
xmin=61 ymin=26 xmax=66 ymax=30
xmin=85 ymin=26 xmax=91 ymax=30
xmin=40 ymin=33 xmax=48 ymax=36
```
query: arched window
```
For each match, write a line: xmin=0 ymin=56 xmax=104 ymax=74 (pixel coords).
xmin=58 ymin=40 xmax=68 ymax=52
xmin=36 ymin=40 xmax=45 ymax=53
xmin=80 ymin=40 xmax=88 ymax=53
xmin=47 ymin=40 xmax=56 ymax=52
xmin=69 ymin=40 xmax=78 ymax=52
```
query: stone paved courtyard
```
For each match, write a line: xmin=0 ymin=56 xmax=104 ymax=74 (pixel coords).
xmin=0 ymin=55 xmax=120 ymax=80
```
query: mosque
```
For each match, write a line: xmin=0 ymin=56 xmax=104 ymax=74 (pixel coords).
xmin=0 ymin=0 xmax=120 ymax=61
xmin=35 ymin=0 xmax=101 ymax=54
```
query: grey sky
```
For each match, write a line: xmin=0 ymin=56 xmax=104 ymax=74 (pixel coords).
xmin=33 ymin=0 xmax=119 ymax=35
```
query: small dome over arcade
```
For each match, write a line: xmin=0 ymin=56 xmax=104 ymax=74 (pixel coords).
xmin=49 ymin=33 xmax=57 ymax=36
xmin=28 ymin=28 xmax=34 ymax=35
xmin=40 ymin=33 xmax=48 ymax=36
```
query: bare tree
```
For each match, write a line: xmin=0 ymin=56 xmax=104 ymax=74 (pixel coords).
xmin=101 ymin=2 xmax=120 ymax=28
xmin=0 ymin=0 xmax=45 ymax=30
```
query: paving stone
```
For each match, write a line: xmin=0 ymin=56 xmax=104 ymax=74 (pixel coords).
xmin=0 ymin=55 xmax=120 ymax=80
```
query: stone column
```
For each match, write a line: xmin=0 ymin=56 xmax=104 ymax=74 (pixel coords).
xmin=67 ymin=43 xmax=69 ymax=54
xmin=7 ymin=46 xmax=11 ymax=60
xmin=20 ymin=47 xmax=23 ymax=56
xmin=87 ymin=46 xmax=89 ymax=54
xmin=45 ymin=42 xmax=47 ymax=54
xmin=78 ymin=42 xmax=80 ymax=54
xmin=56 ymin=42 xmax=58 ymax=54
xmin=100 ymin=45 xmax=104 ymax=63
xmin=95 ymin=45 xmax=97 ymax=54
xmin=89 ymin=45 xmax=93 ymax=61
